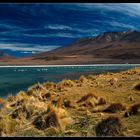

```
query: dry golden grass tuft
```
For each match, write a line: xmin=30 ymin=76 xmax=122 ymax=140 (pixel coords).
xmin=76 ymin=93 xmax=97 ymax=103
xmin=60 ymin=79 xmax=74 ymax=87
xmin=7 ymin=94 xmax=15 ymax=102
xmin=32 ymin=99 xmax=73 ymax=132
xmin=15 ymin=91 xmax=29 ymax=102
xmin=63 ymin=99 xmax=76 ymax=108
xmin=109 ymin=78 xmax=118 ymax=85
xmin=0 ymin=98 xmax=6 ymax=107
xmin=43 ymin=82 xmax=55 ymax=89
xmin=92 ymin=103 xmax=126 ymax=113
xmin=79 ymin=75 xmax=88 ymax=83
xmin=0 ymin=115 xmax=18 ymax=136
xmin=57 ymin=82 xmax=65 ymax=92
xmin=133 ymin=83 xmax=140 ymax=91
xmin=124 ymin=102 xmax=140 ymax=117
xmin=102 ymin=103 xmax=126 ymax=113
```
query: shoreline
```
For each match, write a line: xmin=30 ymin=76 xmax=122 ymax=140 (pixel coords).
xmin=0 ymin=63 xmax=140 ymax=67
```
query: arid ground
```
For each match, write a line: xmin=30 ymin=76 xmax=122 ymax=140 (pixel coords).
xmin=0 ymin=67 xmax=140 ymax=136
xmin=0 ymin=56 xmax=139 ymax=65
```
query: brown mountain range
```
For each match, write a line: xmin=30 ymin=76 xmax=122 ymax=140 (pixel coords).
xmin=28 ymin=29 xmax=140 ymax=64
xmin=0 ymin=50 xmax=12 ymax=59
xmin=0 ymin=29 xmax=140 ymax=65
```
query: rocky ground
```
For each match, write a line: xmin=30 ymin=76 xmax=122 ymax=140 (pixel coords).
xmin=0 ymin=67 xmax=140 ymax=136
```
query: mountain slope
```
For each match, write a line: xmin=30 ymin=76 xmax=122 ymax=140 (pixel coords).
xmin=33 ymin=29 xmax=140 ymax=60
xmin=0 ymin=50 xmax=12 ymax=59
xmin=1 ymin=29 xmax=140 ymax=65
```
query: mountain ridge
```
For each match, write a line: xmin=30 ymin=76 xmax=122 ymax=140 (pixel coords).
xmin=0 ymin=29 xmax=140 ymax=65
xmin=32 ymin=29 xmax=140 ymax=60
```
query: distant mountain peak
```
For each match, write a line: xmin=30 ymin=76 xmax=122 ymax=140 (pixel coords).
xmin=0 ymin=50 xmax=11 ymax=59
xmin=93 ymin=29 xmax=139 ymax=43
xmin=32 ymin=29 xmax=140 ymax=62
xmin=124 ymin=29 xmax=136 ymax=34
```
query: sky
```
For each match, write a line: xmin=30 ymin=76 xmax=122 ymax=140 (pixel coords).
xmin=0 ymin=3 xmax=140 ymax=57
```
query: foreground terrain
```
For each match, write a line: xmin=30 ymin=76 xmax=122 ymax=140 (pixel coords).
xmin=0 ymin=67 xmax=140 ymax=136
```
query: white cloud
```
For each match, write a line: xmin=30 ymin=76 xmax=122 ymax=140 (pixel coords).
xmin=45 ymin=24 xmax=99 ymax=33
xmin=0 ymin=43 xmax=59 ymax=52
xmin=108 ymin=21 xmax=137 ymax=29
xmin=23 ymin=32 xmax=84 ymax=38
xmin=22 ymin=51 xmax=37 ymax=54
xmin=46 ymin=25 xmax=72 ymax=30
xmin=73 ymin=3 xmax=140 ymax=18
xmin=47 ymin=33 xmax=83 ymax=38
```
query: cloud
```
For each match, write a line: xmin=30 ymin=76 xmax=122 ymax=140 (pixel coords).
xmin=0 ymin=43 xmax=59 ymax=52
xmin=72 ymin=3 xmax=140 ymax=18
xmin=109 ymin=21 xmax=137 ymax=29
xmin=22 ymin=51 xmax=37 ymax=54
xmin=46 ymin=25 xmax=72 ymax=30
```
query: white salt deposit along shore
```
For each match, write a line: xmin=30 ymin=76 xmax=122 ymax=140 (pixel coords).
xmin=0 ymin=64 xmax=140 ymax=68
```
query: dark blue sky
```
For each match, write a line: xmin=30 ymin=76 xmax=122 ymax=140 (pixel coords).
xmin=0 ymin=3 xmax=140 ymax=57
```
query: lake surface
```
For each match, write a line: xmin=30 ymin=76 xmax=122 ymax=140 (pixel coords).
xmin=0 ymin=64 xmax=140 ymax=97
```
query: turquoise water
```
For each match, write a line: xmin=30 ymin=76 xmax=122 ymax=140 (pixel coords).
xmin=0 ymin=64 xmax=140 ymax=97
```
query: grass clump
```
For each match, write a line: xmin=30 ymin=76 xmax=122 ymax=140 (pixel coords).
xmin=124 ymin=102 xmax=140 ymax=117
xmin=7 ymin=94 xmax=15 ymax=102
xmin=95 ymin=116 xmax=123 ymax=136
xmin=79 ymin=75 xmax=88 ymax=83
xmin=103 ymin=103 xmax=126 ymax=113
xmin=43 ymin=82 xmax=55 ymax=89
xmin=92 ymin=103 xmax=126 ymax=113
xmin=60 ymin=79 xmax=74 ymax=87
xmin=32 ymin=97 xmax=73 ymax=132
xmin=133 ymin=83 xmax=140 ymax=91
xmin=76 ymin=93 xmax=97 ymax=103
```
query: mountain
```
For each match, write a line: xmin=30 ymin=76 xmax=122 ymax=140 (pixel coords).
xmin=1 ymin=29 xmax=140 ymax=65
xmin=32 ymin=29 xmax=140 ymax=62
xmin=0 ymin=50 xmax=11 ymax=59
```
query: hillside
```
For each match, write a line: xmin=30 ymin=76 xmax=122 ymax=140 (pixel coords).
xmin=30 ymin=29 xmax=140 ymax=64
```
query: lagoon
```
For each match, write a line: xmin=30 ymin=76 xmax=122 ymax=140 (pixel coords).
xmin=0 ymin=64 xmax=140 ymax=97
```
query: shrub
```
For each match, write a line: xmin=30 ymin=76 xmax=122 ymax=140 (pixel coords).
xmin=95 ymin=116 xmax=123 ymax=136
